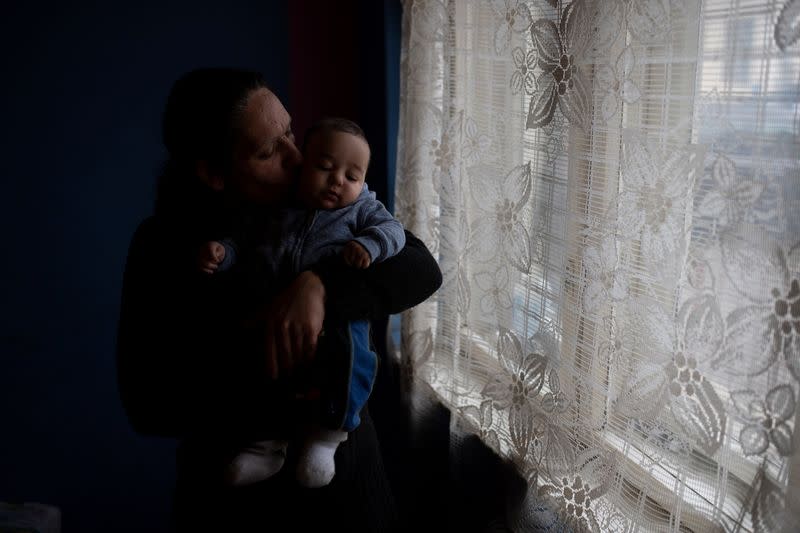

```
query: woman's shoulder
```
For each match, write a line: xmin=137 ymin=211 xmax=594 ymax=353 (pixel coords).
xmin=127 ymin=215 xmax=187 ymax=260
xmin=130 ymin=214 xmax=200 ymax=246
xmin=133 ymin=215 xmax=159 ymax=236
xmin=129 ymin=216 xmax=172 ymax=249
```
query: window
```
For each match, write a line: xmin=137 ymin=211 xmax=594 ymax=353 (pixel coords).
xmin=395 ymin=1 xmax=800 ymax=530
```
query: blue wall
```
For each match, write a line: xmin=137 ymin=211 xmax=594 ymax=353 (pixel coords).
xmin=0 ymin=2 xmax=288 ymax=532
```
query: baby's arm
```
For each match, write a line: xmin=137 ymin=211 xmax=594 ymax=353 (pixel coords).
xmin=344 ymin=199 xmax=406 ymax=268
xmin=198 ymin=239 xmax=238 ymax=274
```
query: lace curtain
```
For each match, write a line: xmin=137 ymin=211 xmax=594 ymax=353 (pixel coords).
xmin=394 ymin=0 xmax=800 ymax=531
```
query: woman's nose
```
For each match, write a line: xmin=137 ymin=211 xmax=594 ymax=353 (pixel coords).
xmin=279 ymin=137 xmax=302 ymax=169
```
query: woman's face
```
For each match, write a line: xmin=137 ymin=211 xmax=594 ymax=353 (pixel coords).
xmin=228 ymin=88 xmax=301 ymax=205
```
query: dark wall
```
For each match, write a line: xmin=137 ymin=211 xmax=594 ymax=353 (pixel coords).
xmin=0 ymin=2 xmax=288 ymax=532
xmin=288 ymin=0 xmax=401 ymax=211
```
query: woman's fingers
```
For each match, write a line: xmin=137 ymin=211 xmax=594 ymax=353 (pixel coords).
xmin=279 ymin=320 xmax=293 ymax=377
xmin=266 ymin=320 xmax=279 ymax=380
xmin=262 ymin=271 xmax=326 ymax=380
xmin=298 ymin=325 xmax=314 ymax=367
xmin=291 ymin=323 xmax=305 ymax=368
xmin=305 ymin=327 xmax=319 ymax=365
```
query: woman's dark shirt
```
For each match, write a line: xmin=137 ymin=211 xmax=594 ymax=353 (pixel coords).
xmin=116 ymin=215 xmax=442 ymax=440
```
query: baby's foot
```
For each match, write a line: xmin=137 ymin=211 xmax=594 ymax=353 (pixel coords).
xmin=295 ymin=430 xmax=348 ymax=488
xmin=226 ymin=440 xmax=288 ymax=486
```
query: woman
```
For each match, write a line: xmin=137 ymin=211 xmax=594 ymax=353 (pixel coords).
xmin=116 ymin=68 xmax=441 ymax=532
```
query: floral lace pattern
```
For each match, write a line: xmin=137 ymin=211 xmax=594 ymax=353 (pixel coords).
xmin=397 ymin=0 xmax=800 ymax=530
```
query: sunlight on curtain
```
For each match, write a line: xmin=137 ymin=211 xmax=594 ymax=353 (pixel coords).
xmin=395 ymin=0 xmax=800 ymax=530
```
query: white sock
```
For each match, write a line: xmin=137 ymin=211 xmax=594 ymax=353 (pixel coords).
xmin=226 ymin=439 xmax=288 ymax=486
xmin=295 ymin=430 xmax=348 ymax=488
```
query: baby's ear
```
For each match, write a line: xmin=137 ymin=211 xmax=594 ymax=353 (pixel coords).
xmin=196 ymin=160 xmax=224 ymax=192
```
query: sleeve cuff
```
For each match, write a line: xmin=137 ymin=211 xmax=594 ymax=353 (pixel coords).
xmin=353 ymin=237 xmax=382 ymax=262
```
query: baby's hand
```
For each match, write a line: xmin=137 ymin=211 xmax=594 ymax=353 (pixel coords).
xmin=199 ymin=241 xmax=226 ymax=274
xmin=343 ymin=241 xmax=371 ymax=269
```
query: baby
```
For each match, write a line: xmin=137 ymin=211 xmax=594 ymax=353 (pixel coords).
xmin=199 ymin=118 xmax=405 ymax=488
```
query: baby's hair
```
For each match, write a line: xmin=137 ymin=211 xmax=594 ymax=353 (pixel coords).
xmin=302 ymin=117 xmax=368 ymax=153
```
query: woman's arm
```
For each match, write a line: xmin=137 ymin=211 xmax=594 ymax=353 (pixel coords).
xmin=313 ymin=230 xmax=442 ymax=319
xmin=261 ymin=230 xmax=440 ymax=377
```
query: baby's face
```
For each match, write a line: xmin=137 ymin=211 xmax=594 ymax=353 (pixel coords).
xmin=298 ymin=130 xmax=369 ymax=210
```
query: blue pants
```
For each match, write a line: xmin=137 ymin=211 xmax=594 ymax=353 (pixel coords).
xmin=313 ymin=319 xmax=378 ymax=432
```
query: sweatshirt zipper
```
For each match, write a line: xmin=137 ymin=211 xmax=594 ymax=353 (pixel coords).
xmin=292 ymin=210 xmax=318 ymax=273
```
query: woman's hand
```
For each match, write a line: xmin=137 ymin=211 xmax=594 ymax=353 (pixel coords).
xmin=264 ymin=270 xmax=326 ymax=380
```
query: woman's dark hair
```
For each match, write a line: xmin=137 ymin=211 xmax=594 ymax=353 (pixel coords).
xmin=301 ymin=117 xmax=368 ymax=154
xmin=155 ymin=68 xmax=269 ymax=219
